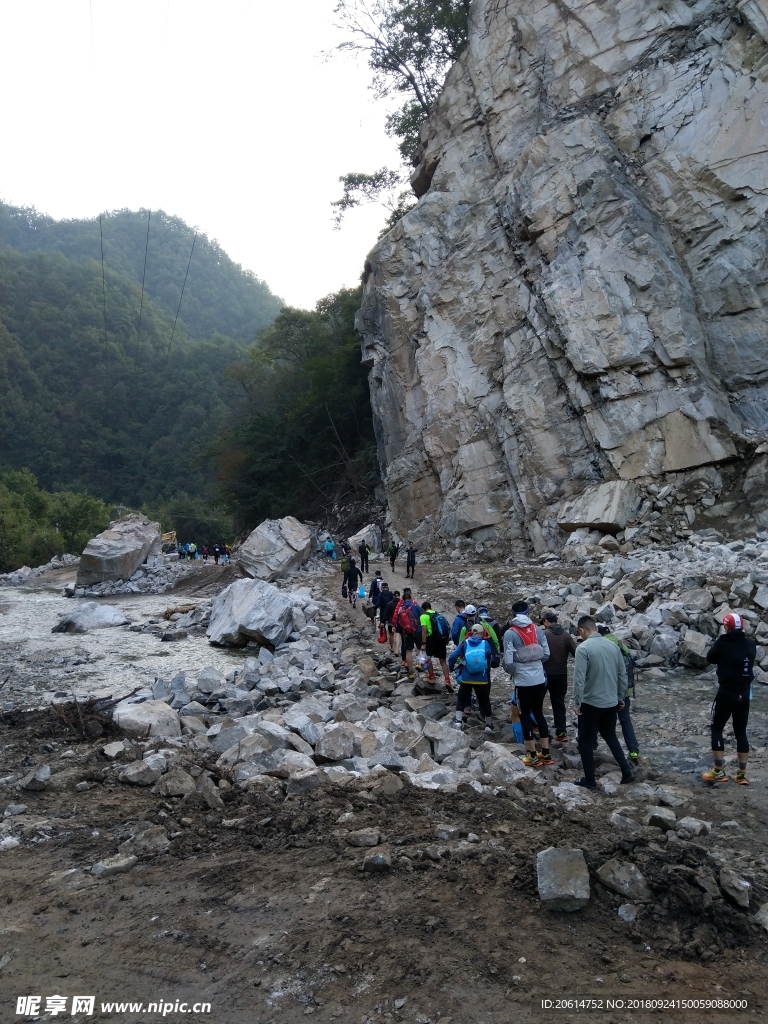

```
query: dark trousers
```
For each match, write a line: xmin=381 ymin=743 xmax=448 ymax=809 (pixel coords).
xmin=406 ymin=559 xmax=415 ymax=577
xmin=516 ymin=684 xmax=550 ymax=741
xmin=545 ymin=672 xmax=568 ymax=733
xmin=711 ymin=692 xmax=750 ymax=753
xmin=618 ymin=695 xmax=639 ymax=754
xmin=457 ymin=682 xmax=492 ymax=718
xmin=577 ymin=703 xmax=631 ymax=785
xmin=359 ymin=552 xmax=369 ymax=572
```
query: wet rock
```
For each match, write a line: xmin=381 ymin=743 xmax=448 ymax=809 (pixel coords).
xmin=52 ymin=602 xmax=129 ymax=633
xmin=719 ymin=868 xmax=751 ymax=908
xmin=363 ymin=847 xmax=392 ymax=872
xmin=112 ymin=700 xmax=181 ymax=739
xmin=537 ymin=847 xmax=590 ymax=912
xmin=20 ymin=765 xmax=51 ymax=791
xmin=644 ymin=806 xmax=677 ymax=831
xmin=596 ymin=859 xmax=651 ymax=901
xmin=119 ymin=825 xmax=170 ymax=858
xmin=347 ymin=828 xmax=381 ymax=847
xmin=237 ymin=516 xmax=313 ymax=581
xmin=91 ymin=854 xmax=138 ymax=878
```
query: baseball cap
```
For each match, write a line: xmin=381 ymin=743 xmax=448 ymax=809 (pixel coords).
xmin=722 ymin=613 xmax=743 ymax=630
xmin=465 ymin=604 xmax=477 ymax=615
xmin=471 ymin=623 xmax=485 ymax=635
xmin=542 ymin=611 xmax=558 ymax=623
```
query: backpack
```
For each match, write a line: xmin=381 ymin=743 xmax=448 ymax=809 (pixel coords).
xmin=479 ymin=614 xmax=501 ymax=667
xmin=394 ymin=600 xmax=419 ymax=635
xmin=430 ymin=612 xmax=450 ymax=640
xmin=463 ymin=638 xmax=488 ymax=676
xmin=510 ymin=623 xmax=545 ymax=664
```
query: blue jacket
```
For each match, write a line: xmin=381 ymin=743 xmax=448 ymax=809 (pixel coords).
xmin=451 ymin=612 xmax=468 ymax=645
xmin=448 ymin=636 xmax=491 ymax=683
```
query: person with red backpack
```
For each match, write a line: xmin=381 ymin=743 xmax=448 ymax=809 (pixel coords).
xmin=392 ymin=587 xmax=422 ymax=679
xmin=503 ymin=600 xmax=552 ymax=767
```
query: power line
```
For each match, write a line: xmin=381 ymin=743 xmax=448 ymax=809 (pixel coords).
xmin=163 ymin=229 xmax=197 ymax=369
xmin=134 ymin=208 xmax=151 ymax=362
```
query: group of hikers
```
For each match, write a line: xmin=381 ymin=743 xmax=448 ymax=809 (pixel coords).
xmin=334 ymin=558 xmax=756 ymax=788
xmin=173 ymin=542 xmax=231 ymax=564
xmin=323 ymin=536 xmax=418 ymax=578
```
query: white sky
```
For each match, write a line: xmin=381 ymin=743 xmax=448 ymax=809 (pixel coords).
xmin=0 ymin=1 xmax=403 ymax=308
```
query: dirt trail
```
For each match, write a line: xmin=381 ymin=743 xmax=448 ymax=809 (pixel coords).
xmin=0 ymin=559 xmax=766 ymax=1024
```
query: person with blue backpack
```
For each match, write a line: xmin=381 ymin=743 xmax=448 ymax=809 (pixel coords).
xmin=419 ymin=600 xmax=453 ymax=690
xmin=448 ymin=623 xmax=495 ymax=734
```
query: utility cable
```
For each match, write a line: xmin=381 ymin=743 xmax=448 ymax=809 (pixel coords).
xmin=134 ymin=209 xmax=151 ymax=361
xmin=163 ymin=229 xmax=197 ymax=369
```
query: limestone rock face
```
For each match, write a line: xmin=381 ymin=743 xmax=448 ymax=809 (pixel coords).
xmin=356 ymin=0 xmax=768 ymax=552
xmin=238 ymin=517 xmax=313 ymax=581
xmin=77 ymin=515 xmax=161 ymax=586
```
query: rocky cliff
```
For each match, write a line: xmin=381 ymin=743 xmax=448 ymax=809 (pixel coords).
xmin=356 ymin=0 xmax=768 ymax=556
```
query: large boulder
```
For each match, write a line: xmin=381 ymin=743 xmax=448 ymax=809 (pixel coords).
xmin=112 ymin=699 xmax=181 ymax=739
xmin=349 ymin=525 xmax=382 ymax=554
xmin=76 ymin=514 xmax=161 ymax=586
xmin=207 ymin=578 xmax=295 ymax=648
xmin=557 ymin=482 xmax=640 ymax=535
xmin=537 ymin=848 xmax=590 ymax=912
xmin=52 ymin=602 xmax=129 ymax=634
xmin=238 ymin=517 xmax=313 ymax=582
xmin=678 ymin=629 xmax=711 ymax=669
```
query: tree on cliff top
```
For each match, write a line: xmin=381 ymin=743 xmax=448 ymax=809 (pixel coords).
xmin=331 ymin=0 xmax=469 ymax=226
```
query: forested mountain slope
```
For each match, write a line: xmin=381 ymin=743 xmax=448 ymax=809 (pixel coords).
xmin=0 ymin=203 xmax=283 ymax=342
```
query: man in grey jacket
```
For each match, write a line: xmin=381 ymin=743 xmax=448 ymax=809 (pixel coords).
xmin=504 ymin=600 xmax=552 ymax=768
xmin=573 ymin=615 xmax=634 ymax=789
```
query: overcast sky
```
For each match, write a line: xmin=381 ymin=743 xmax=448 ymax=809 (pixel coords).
xmin=0 ymin=1 xmax=403 ymax=308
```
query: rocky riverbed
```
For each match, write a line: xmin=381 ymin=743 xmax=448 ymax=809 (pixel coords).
xmin=0 ymin=551 xmax=766 ymax=1022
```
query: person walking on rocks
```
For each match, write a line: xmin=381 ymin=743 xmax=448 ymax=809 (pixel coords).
xmin=213 ymin=543 xmax=222 ymax=564
xmin=449 ymin=624 xmax=495 ymax=733
xmin=343 ymin=557 xmax=363 ymax=609
xmin=387 ymin=541 xmax=400 ymax=574
xmin=598 ymin=624 xmax=640 ymax=767
xmin=542 ymin=611 xmax=577 ymax=742
xmin=573 ymin=615 xmax=634 ymax=789
xmin=393 ymin=587 xmax=422 ymax=679
xmin=369 ymin=569 xmax=384 ymax=608
xmin=419 ymin=600 xmax=452 ymax=690
xmin=358 ymin=540 xmax=370 ymax=574
xmin=324 ymin=537 xmax=336 ymax=561
xmin=381 ymin=587 xmax=401 ymax=656
xmin=405 ymin=542 xmax=417 ymax=579
xmin=702 ymin=613 xmax=756 ymax=785
xmin=504 ymin=601 xmax=552 ymax=767
xmin=451 ymin=600 xmax=468 ymax=645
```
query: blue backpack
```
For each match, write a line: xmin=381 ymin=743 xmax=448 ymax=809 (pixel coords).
xmin=463 ymin=638 xmax=488 ymax=676
xmin=430 ymin=612 xmax=451 ymax=639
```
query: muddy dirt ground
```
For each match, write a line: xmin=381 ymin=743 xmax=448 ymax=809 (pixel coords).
xmin=1 ymin=559 xmax=766 ymax=1024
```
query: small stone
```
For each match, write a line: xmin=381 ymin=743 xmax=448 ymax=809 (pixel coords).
xmin=3 ymin=804 xmax=27 ymax=817
xmin=609 ymin=812 xmax=636 ymax=830
xmin=347 ymin=828 xmax=380 ymax=848
xmin=596 ymin=859 xmax=651 ymax=901
xmin=0 ymin=837 xmax=21 ymax=851
xmin=154 ymin=768 xmax=195 ymax=797
xmin=618 ymin=903 xmax=639 ymax=923
xmin=20 ymin=765 xmax=51 ymax=791
xmin=675 ymin=816 xmax=711 ymax=836
xmin=755 ymin=903 xmax=768 ymax=933
xmin=102 ymin=741 xmax=128 ymax=760
xmin=363 ymin=846 xmax=392 ymax=872
xmin=436 ymin=824 xmax=461 ymax=841
xmin=91 ymin=854 xmax=138 ymax=878
xmin=719 ymin=868 xmax=750 ymax=908
xmin=643 ymin=806 xmax=677 ymax=831
xmin=536 ymin=847 xmax=590 ymax=912
xmin=393 ymin=997 xmax=407 ymax=1010
xmin=119 ymin=761 xmax=162 ymax=787
xmin=119 ymin=825 xmax=170 ymax=858
xmin=75 ymin=782 xmax=90 ymax=793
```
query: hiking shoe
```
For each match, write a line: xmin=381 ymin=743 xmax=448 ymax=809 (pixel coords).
xmin=484 ymin=722 xmax=496 ymax=735
xmin=574 ymin=777 xmax=596 ymax=789
xmin=701 ymin=767 xmax=728 ymax=783
xmin=620 ymin=772 xmax=635 ymax=785
xmin=538 ymin=751 xmax=554 ymax=766
xmin=555 ymin=731 xmax=568 ymax=742
xmin=629 ymin=751 xmax=640 ymax=764
xmin=522 ymin=752 xmax=543 ymax=768
xmin=451 ymin=720 xmax=465 ymax=731
xmin=734 ymin=771 xmax=750 ymax=786
xmin=407 ymin=672 xmax=416 ymax=680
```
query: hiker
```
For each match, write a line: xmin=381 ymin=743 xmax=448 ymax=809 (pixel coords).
xmin=341 ymin=540 xmax=352 ymax=558
xmin=358 ymin=540 xmax=370 ymax=573
xmin=375 ymin=581 xmax=391 ymax=643
xmin=202 ymin=545 xmax=209 ymax=563
xmin=458 ymin=605 xmax=500 ymax=665
xmin=405 ymin=542 xmax=417 ymax=579
xmin=542 ymin=611 xmax=577 ymax=742
xmin=343 ymin=557 xmax=364 ymax=608
xmin=448 ymin=624 xmax=495 ymax=734
xmin=392 ymin=587 xmax=422 ymax=678
xmin=324 ymin=537 xmax=336 ymax=561
xmin=451 ymin=600 xmax=468 ymax=645
xmin=212 ymin=543 xmax=221 ymax=565
xmin=369 ymin=570 xmax=385 ymax=609
xmin=597 ymin=624 xmax=640 ymax=767
xmin=503 ymin=601 xmax=552 ymax=768
xmin=702 ymin=613 xmax=756 ymax=785
xmin=572 ymin=615 xmax=634 ymax=789
xmin=380 ymin=587 xmax=401 ymax=656
xmin=419 ymin=600 xmax=453 ymax=690
xmin=387 ymin=541 xmax=400 ymax=573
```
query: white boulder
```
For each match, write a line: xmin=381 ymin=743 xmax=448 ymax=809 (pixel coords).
xmin=238 ymin=516 xmax=313 ymax=582
xmin=77 ymin=514 xmax=161 ymax=586
xmin=207 ymin=578 xmax=295 ymax=647
xmin=112 ymin=699 xmax=181 ymax=739
xmin=557 ymin=481 xmax=640 ymax=535
xmin=52 ymin=602 xmax=129 ymax=633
